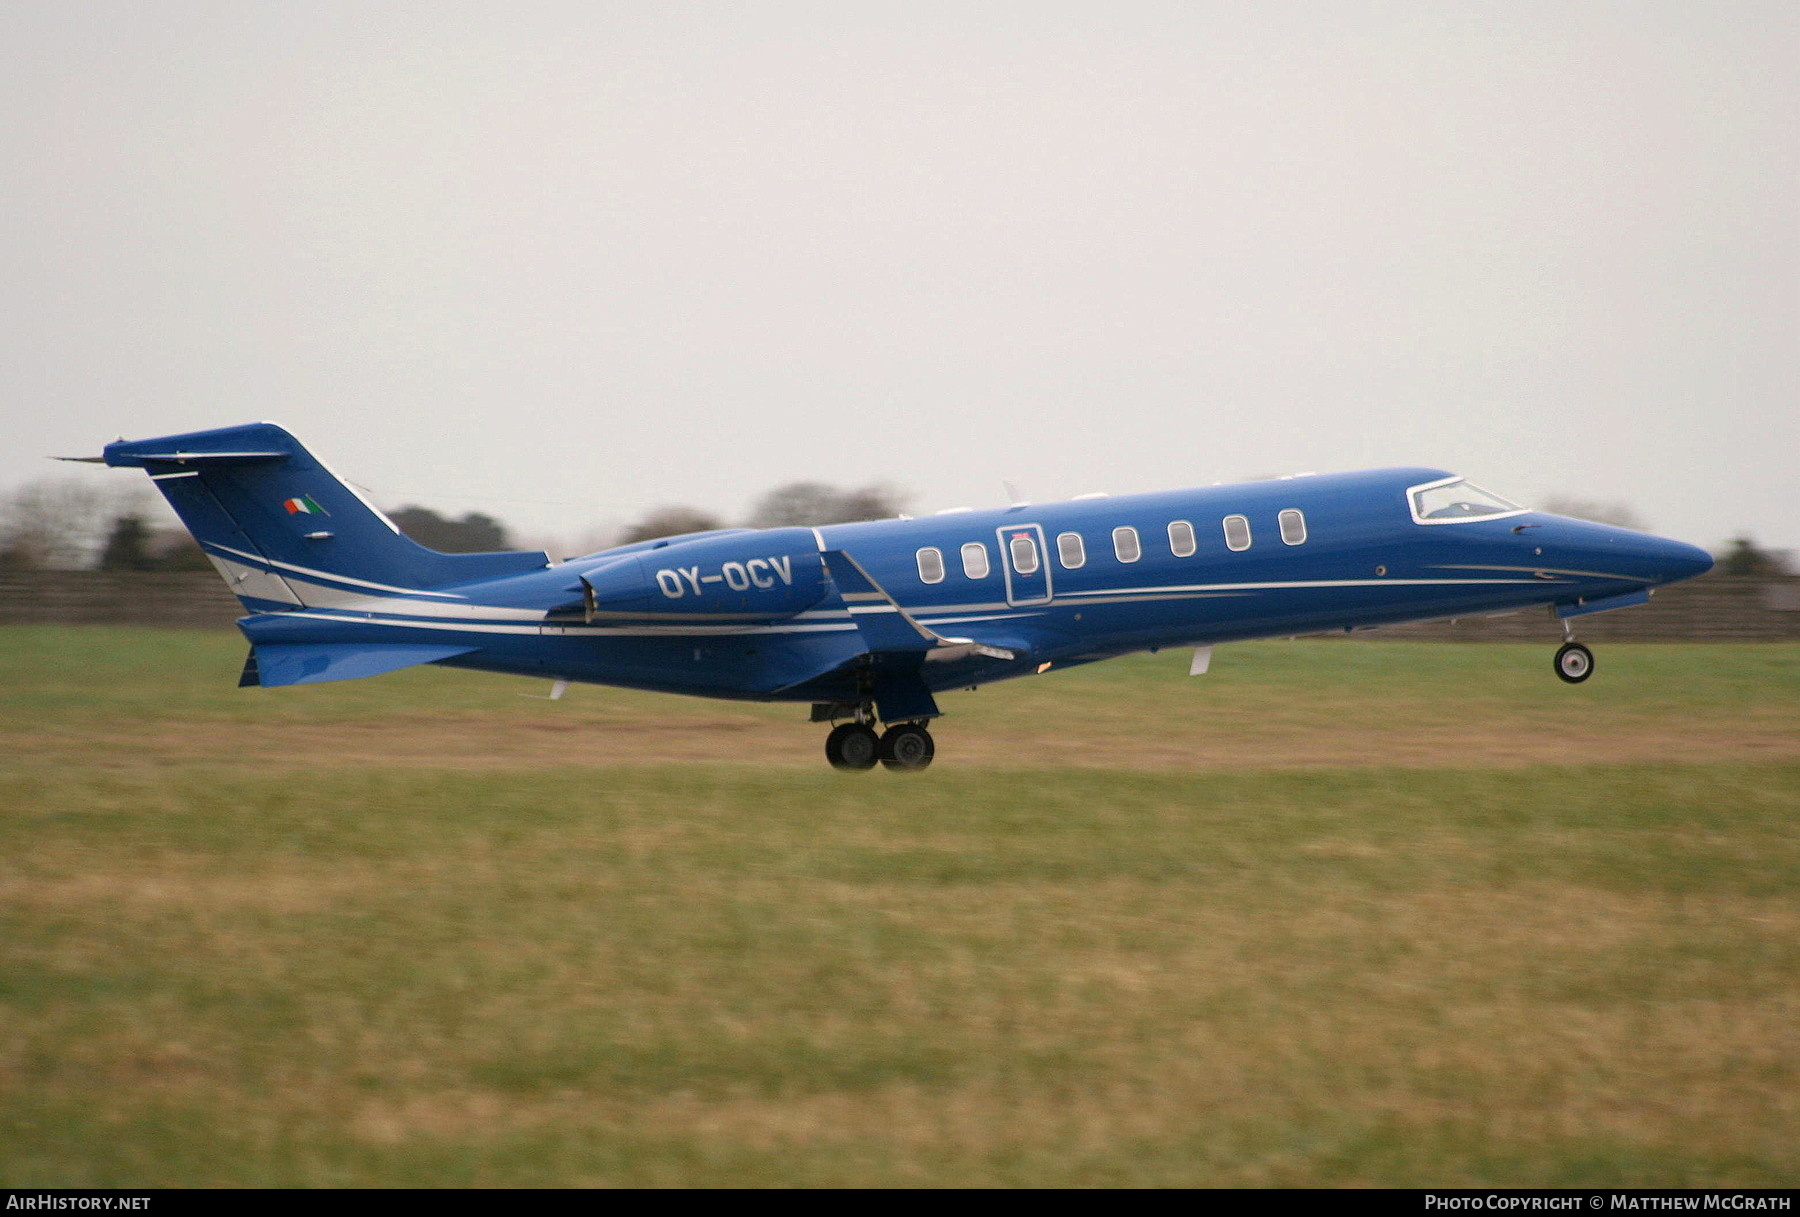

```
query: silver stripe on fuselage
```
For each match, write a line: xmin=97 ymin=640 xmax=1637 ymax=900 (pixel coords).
xmin=1052 ymin=577 xmax=1550 ymax=598
xmin=1430 ymin=564 xmax=1648 ymax=582
xmin=250 ymin=571 xmax=1571 ymax=644
xmin=280 ymin=575 xmax=547 ymax=620
xmin=206 ymin=542 xmax=471 ymax=599
xmin=267 ymin=611 xmax=865 ymax=638
xmin=209 ymin=555 xmax=302 ymax=606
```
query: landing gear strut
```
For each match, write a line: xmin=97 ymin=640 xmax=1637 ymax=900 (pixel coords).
xmin=1554 ymin=619 xmax=1594 ymax=684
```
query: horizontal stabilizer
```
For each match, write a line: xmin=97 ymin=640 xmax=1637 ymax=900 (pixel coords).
xmin=103 ymin=449 xmax=289 ymax=467
xmin=247 ymin=642 xmax=476 ymax=688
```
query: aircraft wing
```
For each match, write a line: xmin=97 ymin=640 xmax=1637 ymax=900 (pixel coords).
xmin=820 ymin=550 xmax=1015 ymax=661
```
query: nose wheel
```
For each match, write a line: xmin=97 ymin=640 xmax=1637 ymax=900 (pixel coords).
xmin=1554 ymin=641 xmax=1594 ymax=683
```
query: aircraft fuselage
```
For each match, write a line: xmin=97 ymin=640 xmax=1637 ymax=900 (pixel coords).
xmin=98 ymin=423 xmax=1715 ymax=769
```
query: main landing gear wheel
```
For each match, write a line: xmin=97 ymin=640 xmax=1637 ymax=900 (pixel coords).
xmin=879 ymin=723 xmax=936 ymax=772
xmin=825 ymin=723 xmax=880 ymax=771
xmin=1554 ymin=641 xmax=1595 ymax=684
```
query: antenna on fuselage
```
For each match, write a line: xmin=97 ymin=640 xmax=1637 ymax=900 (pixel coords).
xmin=1002 ymin=480 xmax=1029 ymax=508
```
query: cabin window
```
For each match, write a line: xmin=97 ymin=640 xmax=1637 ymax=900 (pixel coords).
xmin=1113 ymin=526 xmax=1141 ymax=563
xmin=916 ymin=546 xmax=945 ymax=584
xmin=1168 ymin=520 xmax=1196 ymax=557
xmin=1223 ymin=514 xmax=1252 ymax=552
xmin=961 ymin=541 xmax=991 ymax=579
xmin=1278 ymin=509 xmax=1307 ymax=546
xmin=1008 ymin=533 xmax=1039 ymax=575
xmin=1057 ymin=531 xmax=1086 ymax=569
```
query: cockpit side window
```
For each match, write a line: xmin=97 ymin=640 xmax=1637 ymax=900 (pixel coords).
xmin=1407 ymin=476 xmax=1527 ymax=525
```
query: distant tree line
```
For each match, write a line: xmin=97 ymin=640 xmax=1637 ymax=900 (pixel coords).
xmin=92 ymin=515 xmax=212 ymax=571
xmin=617 ymin=480 xmax=910 ymax=545
xmin=386 ymin=506 xmax=512 ymax=553
xmin=1717 ymin=537 xmax=1791 ymax=577
xmin=0 ymin=477 xmax=912 ymax=569
xmin=0 ymin=481 xmax=208 ymax=571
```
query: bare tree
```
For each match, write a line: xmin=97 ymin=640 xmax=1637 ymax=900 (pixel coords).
xmin=619 ymin=506 xmax=725 ymax=545
xmin=388 ymin=505 xmax=513 ymax=552
xmin=1718 ymin=536 xmax=1792 ymax=577
xmin=149 ymin=526 xmax=212 ymax=571
xmin=745 ymin=481 xmax=910 ymax=528
xmin=0 ymin=478 xmax=146 ymax=570
xmin=96 ymin=514 xmax=213 ymax=571
xmin=97 ymin=515 xmax=156 ymax=571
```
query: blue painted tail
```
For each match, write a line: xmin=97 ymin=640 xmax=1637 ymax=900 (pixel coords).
xmin=104 ymin=422 xmax=549 ymax=610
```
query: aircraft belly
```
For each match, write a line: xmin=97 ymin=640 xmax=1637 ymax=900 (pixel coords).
xmin=1053 ymin=575 xmax=1565 ymax=647
xmin=446 ymin=627 xmax=870 ymax=700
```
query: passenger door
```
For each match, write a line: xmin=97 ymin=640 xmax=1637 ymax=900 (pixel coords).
xmin=996 ymin=523 xmax=1052 ymax=606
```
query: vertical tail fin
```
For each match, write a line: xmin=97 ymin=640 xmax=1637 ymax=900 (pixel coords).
xmin=103 ymin=422 xmax=548 ymax=611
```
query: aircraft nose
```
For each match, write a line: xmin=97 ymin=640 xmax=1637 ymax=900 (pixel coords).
xmin=1652 ymin=537 xmax=1714 ymax=584
xmin=1541 ymin=518 xmax=1716 ymax=588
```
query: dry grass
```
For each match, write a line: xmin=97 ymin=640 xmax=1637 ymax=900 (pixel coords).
xmin=1 ymin=628 xmax=1797 ymax=1186
xmin=2 ymin=627 xmax=1796 ymax=773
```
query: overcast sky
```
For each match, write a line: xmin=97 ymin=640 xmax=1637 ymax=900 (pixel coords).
xmin=2 ymin=1 xmax=1794 ymax=554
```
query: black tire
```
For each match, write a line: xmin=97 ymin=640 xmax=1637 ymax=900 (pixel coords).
xmin=878 ymin=723 xmax=936 ymax=771
xmin=1554 ymin=641 xmax=1594 ymax=684
xmin=825 ymin=723 xmax=880 ymax=771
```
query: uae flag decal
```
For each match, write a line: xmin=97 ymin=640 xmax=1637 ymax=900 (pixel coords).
xmin=282 ymin=495 xmax=328 ymax=516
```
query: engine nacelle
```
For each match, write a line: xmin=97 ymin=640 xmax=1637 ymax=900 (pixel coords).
xmin=562 ymin=527 xmax=829 ymax=624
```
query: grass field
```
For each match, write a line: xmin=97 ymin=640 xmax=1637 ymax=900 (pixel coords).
xmin=2 ymin=626 xmax=1798 ymax=1187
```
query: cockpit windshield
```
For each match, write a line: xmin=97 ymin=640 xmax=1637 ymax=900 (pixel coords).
xmin=1408 ymin=476 xmax=1527 ymax=524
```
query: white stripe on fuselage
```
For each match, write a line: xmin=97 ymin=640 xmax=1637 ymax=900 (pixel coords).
xmin=206 ymin=541 xmax=470 ymax=598
xmin=1429 ymin=564 xmax=1648 ymax=582
xmin=245 ymin=563 xmax=1575 ymax=645
xmin=279 ymin=574 xmax=547 ymax=620
xmin=275 ymin=611 xmax=867 ymax=638
xmin=208 ymin=554 xmax=302 ymax=606
xmin=1053 ymin=577 xmax=1550 ymax=598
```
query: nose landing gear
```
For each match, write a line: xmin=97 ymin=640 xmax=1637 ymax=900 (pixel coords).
xmin=1554 ymin=641 xmax=1594 ymax=683
xmin=1553 ymin=619 xmax=1594 ymax=684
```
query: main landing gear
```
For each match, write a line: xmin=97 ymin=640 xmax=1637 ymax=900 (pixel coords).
xmin=823 ymin=714 xmax=936 ymax=772
xmin=1553 ymin=619 xmax=1595 ymax=684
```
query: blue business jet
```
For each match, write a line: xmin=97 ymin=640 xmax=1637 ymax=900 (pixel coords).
xmin=87 ymin=422 xmax=1713 ymax=770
